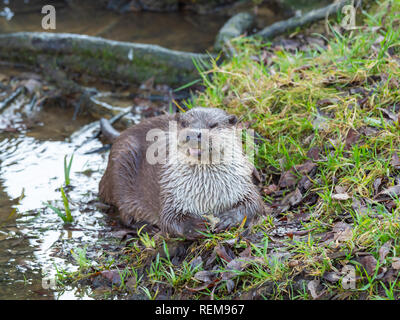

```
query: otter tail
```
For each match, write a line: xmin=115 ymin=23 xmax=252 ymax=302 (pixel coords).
xmin=100 ymin=118 xmax=121 ymax=143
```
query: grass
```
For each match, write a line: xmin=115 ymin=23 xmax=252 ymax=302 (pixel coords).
xmin=64 ymin=154 xmax=74 ymax=187
xmin=60 ymin=0 xmax=400 ymax=300
xmin=46 ymin=187 xmax=73 ymax=223
xmin=46 ymin=155 xmax=75 ymax=223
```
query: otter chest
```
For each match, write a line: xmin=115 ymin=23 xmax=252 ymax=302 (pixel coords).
xmin=161 ymin=163 xmax=252 ymax=216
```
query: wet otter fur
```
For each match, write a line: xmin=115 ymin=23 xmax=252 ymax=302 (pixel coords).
xmin=99 ymin=107 xmax=265 ymax=239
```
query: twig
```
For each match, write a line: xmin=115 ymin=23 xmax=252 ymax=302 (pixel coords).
xmin=0 ymin=87 xmax=23 ymax=113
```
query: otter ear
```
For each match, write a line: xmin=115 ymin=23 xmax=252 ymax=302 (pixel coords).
xmin=227 ymin=115 xmax=237 ymax=125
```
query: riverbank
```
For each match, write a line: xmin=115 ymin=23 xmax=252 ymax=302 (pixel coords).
xmin=57 ymin=0 xmax=400 ymax=300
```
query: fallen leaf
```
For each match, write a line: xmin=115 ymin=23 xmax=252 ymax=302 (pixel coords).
xmin=345 ymin=128 xmax=360 ymax=150
xmin=288 ymin=260 xmax=300 ymax=267
xmin=332 ymin=193 xmax=350 ymax=201
xmin=239 ymin=245 xmax=252 ymax=259
xmin=306 ymin=146 xmax=320 ymax=161
xmin=281 ymin=188 xmax=303 ymax=207
xmin=307 ymin=280 xmax=324 ymax=299
xmin=221 ymin=258 xmax=248 ymax=280
xmin=373 ymin=178 xmax=382 ymax=194
xmin=194 ymin=270 xmax=216 ymax=283
xmin=375 ymin=185 xmax=400 ymax=200
xmin=263 ymin=184 xmax=279 ymax=195
xmin=323 ymin=271 xmax=341 ymax=283
xmin=378 ymin=107 xmax=397 ymax=123
xmin=359 ymin=255 xmax=377 ymax=276
xmin=332 ymin=222 xmax=353 ymax=242
xmin=295 ymin=160 xmax=317 ymax=175
xmin=225 ymin=279 xmax=235 ymax=293
xmin=190 ymin=256 xmax=203 ymax=269
xmin=215 ymin=244 xmax=234 ymax=263
xmin=390 ymin=153 xmax=400 ymax=169
xmin=379 ymin=240 xmax=392 ymax=263
xmin=335 ymin=186 xmax=347 ymax=194
xmin=101 ymin=270 xmax=122 ymax=286
xmin=185 ymin=281 xmax=217 ymax=292
xmin=316 ymin=98 xmax=340 ymax=107
xmin=278 ymin=170 xmax=298 ymax=188
xmin=392 ymin=257 xmax=400 ymax=270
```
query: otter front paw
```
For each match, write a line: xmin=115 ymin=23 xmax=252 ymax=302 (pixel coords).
xmin=181 ymin=216 xmax=209 ymax=240
xmin=215 ymin=209 xmax=247 ymax=233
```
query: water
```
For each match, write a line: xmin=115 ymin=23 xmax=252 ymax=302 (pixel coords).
xmin=0 ymin=65 xmax=167 ymax=299
xmin=0 ymin=0 xmax=228 ymax=52
xmin=0 ymin=87 xmax=107 ymax=299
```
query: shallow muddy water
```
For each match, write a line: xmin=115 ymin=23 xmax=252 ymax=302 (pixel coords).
xmin=0 ymin=90 xmax=105 ymax=299
xmin=0 ymin=0 xmax=298 ymax=52
xmin=0 ymin=1 xmax=227 ymax=52
xmin=0 ymin=65 xmax=167 ymax=299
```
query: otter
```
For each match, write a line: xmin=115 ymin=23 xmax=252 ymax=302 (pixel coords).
xmin=99 ymin=107 xmax=265 ymax=239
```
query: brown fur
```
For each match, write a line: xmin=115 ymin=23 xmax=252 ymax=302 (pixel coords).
xmin=99 ymin=108 xmax=265 ymax=239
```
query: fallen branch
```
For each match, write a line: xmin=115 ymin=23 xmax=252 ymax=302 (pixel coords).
xmin=0 ymin=32 xmax=212 ymax=86
xmin=0 ymin=87 xmax=23 ymax=113
xmin=255 ymin=0 xmax=350 ymax=39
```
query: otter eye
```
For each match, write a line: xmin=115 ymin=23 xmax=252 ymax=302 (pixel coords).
xmin=209 ymin=122 xmax=218 ymax=129
xmin=228 ymin=115 xmax=237 ymax=125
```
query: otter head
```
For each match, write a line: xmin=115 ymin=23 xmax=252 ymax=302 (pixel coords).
xmin=174 ymin=107 xmax=239 ymax=164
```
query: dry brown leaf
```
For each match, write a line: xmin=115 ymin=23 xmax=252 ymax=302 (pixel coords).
xmin=278 ymin=170 xmax=298 ymax=188
xmin=225 ymin=279 xmax=235 ymax=293
xmin=307 ymin=280 xmax=324 ymax=299
xmin=101 ymin=270 xmax=122 ymax=285
xmin=375 ymin=185 xmax=400 ymax=199
xmin=215 ymin=244 xmax=234 ymax=263
xmin=281 ymin=188 xmax=303 ymax=207
xmin=391 ymin=257 xmax=400 ymax=270
xmin=306 ymin=146 xmax=320 ymax=161
xmin=390 ymin=153 xmax=400 ymax=169
xmin=345 ymin=128 xmax=360 ymax=150
xmin=359 ymin=255 xmax=377 ymax=276
xmin=323 ymin=271 xmax=341 ymax=283
xmin=295 ymin=160 xmax=317 ymax=175
xmin=332 ymin=222 xmax=353 ymax=242
xmin=194 ymin=270 xmax=216 ymax=283
xmin=379 ymin=240 xmax=392 ymax=263
xmin=263 ymin=184 xmax=278 ymax=195
xmin=332 ymin=193 xmax=350 ymax=201
xmin=373 ymin=178 xmax=382 ymax=194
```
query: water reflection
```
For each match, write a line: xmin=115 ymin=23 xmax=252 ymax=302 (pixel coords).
xmin=0 ymin=108 xmax=110 ymax=299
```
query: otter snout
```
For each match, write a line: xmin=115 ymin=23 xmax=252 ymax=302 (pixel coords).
xmin=178 ymin=128 xmax=210 ymax=159
xmin=184 ymin=129 xmax=202 ymax=143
